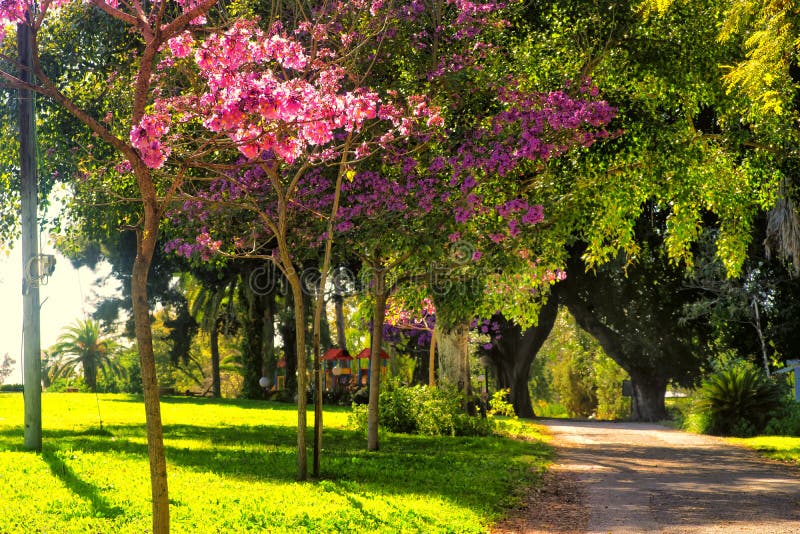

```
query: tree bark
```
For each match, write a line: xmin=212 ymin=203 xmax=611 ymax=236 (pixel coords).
xmin=428 ymin=330 xmax=436 ymax=387
xmin=334 ymin=294 xmax=347 ymax=351
xmin=210 ymin=319 xmax=221 ymax=398
xmin=84 ymin=355 xmax=98 ymax=392
xmin=241 ymin=279 xmax=266 ymax=399
xmin=367 ymin=270 xmax=388 ymax=451
xmin=565 ymin=296 xmax=667 ymax=422
xmin=435 ymin=322 xmax=469 ymax=390
xmin=628 ymin=370 xmax=668 ymax=422
xmin=262 ymin=290 xmax=275 ymax=384
xmin=284 ymin=268 xmax=308 ymax=480
xmin=487 ymin=298 xmax=559 ymax=418
xmin=133 ymin=204 xmax=169 ymax=534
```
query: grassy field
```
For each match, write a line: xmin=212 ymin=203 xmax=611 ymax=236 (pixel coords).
xmin=729 ymin=435 xmax=800 ymax=464
xmin=0 ymin=393 xmax=550 ymax=533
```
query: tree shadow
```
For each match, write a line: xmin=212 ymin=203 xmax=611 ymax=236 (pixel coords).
xmin=0 ymin=420 xmax=547 ymax=518
xmin=41 ymin=449 xmax=124 ymax=519
xmin=102 ymin=395 xmax=306 ymax=412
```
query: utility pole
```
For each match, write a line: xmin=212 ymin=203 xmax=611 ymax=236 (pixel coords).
xmin=18 ymin=16 xmax=42 ymax=451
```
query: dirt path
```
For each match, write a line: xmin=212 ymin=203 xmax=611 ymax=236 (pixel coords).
xmin=495 ymin=420 xmax=800 ymax=534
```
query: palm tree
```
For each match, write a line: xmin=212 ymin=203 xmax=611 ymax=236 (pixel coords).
xmin=50 ymin=319 xmax=122 ymax=392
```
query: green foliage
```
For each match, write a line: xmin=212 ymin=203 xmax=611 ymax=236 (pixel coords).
xmin=551 ymin=350 xmax=596 ymax=418
xmin=537 ymin=308 xmax=631 ymax=419
xmin=378 ymin=383 xmax=419 ymax=434
xmin=350 ymin=382 xmax=493 ymax=437
xmin=764 ymin=402 xmax=800 ymax=437
xmin=0 ymin=393 xmax=548 ymax=532
xmin=488 ymin=389 xmax=517 ymax=418
xmin=531 ymin=400 xmax=570 ymax=419
xmin=46 ymin=376 xmax=90 ymax=393
xmin=594 ymin=353 xmax=632 ymax=420
xmin=691 ymin=362 xmax=786 ymax=436
xmin=49 ymin=319 xmax=123 ymax=392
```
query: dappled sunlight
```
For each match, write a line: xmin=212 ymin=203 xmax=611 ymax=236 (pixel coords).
xmin=1 ymin=393 xmax=548 ymax=532
xmin=545 ymin=419 xmax=800 ymax=532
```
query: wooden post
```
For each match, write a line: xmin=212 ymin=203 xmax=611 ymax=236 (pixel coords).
xmin=18 ymin=19 xmax=42 ymax=452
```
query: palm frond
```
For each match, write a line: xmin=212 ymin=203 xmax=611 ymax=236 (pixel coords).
xmin=765 ymin=196 xmax=800 ymax=275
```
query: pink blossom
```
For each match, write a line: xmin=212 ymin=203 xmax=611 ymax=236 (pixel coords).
xmin=168 ymin=32 xmax=195 ymax=58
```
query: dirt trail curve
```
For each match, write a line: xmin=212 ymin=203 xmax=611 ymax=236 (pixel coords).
xmin=495 ymin=420 xmax=800 ymax=534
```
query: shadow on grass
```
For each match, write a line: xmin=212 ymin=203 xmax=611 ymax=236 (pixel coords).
xmin=0 ymin=420 xmax=548 ymax=516
xmin=41 ymin=449 xmax=124 ymax=519
xmin=102 ymin=395 xmax=308 ymax=411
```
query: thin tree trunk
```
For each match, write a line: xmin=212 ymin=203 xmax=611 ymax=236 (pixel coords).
xmin=367 ymin=270 xmax=388 ymax=451
xmin=334 ymin=294 xmax=347 ymax=350
xmin=752 ymin=299 xmax=771 ymax=377
xmin=133 ymin=208 xmax=169 ymax=534
xmin=428 ymin=330 xmax=436 ymax=387
xmin=312 ymin=150 xmax=349 ymax=475
xmin=285 ymin=267 xmax=308 ymax=480
xmin=210 ymin=320 xmax=221 ymax=398
xmin=262 ymin=290 xmax=275 ymax=383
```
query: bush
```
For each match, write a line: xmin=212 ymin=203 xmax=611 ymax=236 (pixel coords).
xmin=347 ymin=403 xmax=368 ymax=433
xmin=691 ymin=362 xmax=786 ymax=437
xmin=347 ymin=382 xmax=492 ymax=437
xmin=488 ymin=389 xmax=516 ymax=417
xmin=0 ymin=384 xmax=23 ymax=392
xmin=47 ymin=377 xmax=90 ymax=393
xmin=764 ymin=401 xmax=800 ymax=436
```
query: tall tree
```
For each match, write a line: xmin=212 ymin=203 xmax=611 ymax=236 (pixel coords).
xmin=559 ymin=214 xmax=712 ymax=421
xmin=480 ymin=296 xmax=560 ymax=418
xmin=0 ymin=1 xmax=221 ymax=530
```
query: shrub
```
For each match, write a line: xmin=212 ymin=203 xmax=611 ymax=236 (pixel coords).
xmin=764 ymin=401 xmax=800 ymax=437
xmin=692 ymin=362 xmax=785 ymax=437
xmin=379 ymin=384 xmax=418 ymax=433
xmin=347 ymin=382 xmax=492 ymax=437
xmin=347 ymin=403 xmax=368 ymax=433
xmin=47 ymin=377 xmax=90 ymax=393
xmin=488 ymin=389 xmax=516 ymax=417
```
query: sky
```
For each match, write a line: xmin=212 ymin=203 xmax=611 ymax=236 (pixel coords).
xmin=0 ymin=240 xmax=118 ymax=385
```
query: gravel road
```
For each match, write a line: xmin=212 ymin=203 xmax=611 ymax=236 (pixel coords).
xmin=494 ymin=419 xmax=800 ymax=534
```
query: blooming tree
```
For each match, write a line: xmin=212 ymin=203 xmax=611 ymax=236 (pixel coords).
xmin=0 ymin=0 xmax=224 ymax=530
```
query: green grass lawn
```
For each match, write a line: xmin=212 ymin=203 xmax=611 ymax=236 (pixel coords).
xmin=729 ymin=435 xmax=800 ymax=464
xmin=0 ymin=393 xmax=550 ymax=533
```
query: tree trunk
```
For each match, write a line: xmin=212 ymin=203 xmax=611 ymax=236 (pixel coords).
xmin=334 ymin=294 xmax=347 ymax=351
xmin=367 ymin=270 xmax=388 ymax=451
xmin=487 ymin=298 xmax=559 ymax=418
xmin=133 ymin=211 xmax=169 ymax=534
xmin=84 ymin=355 xmax=98 ymax=392
xmin=210 ymin=320 xmax=221 ymax=398
xmin=428 ymin=330 xmax=436 ymax=386
xmin=285 ymin=268 xmax=308 ymax=480
xmin=262 ymin=290 xmax=275 ymax=384
xmin=435 ymin=322 xmax=470 ymax=392
xmin=281 ymin=299 xmax=298 ymax=395
xmin=241 ymin=279 xmax=265 ymax=399
xmin=629 ymin=370 xmax=668 ymax=422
